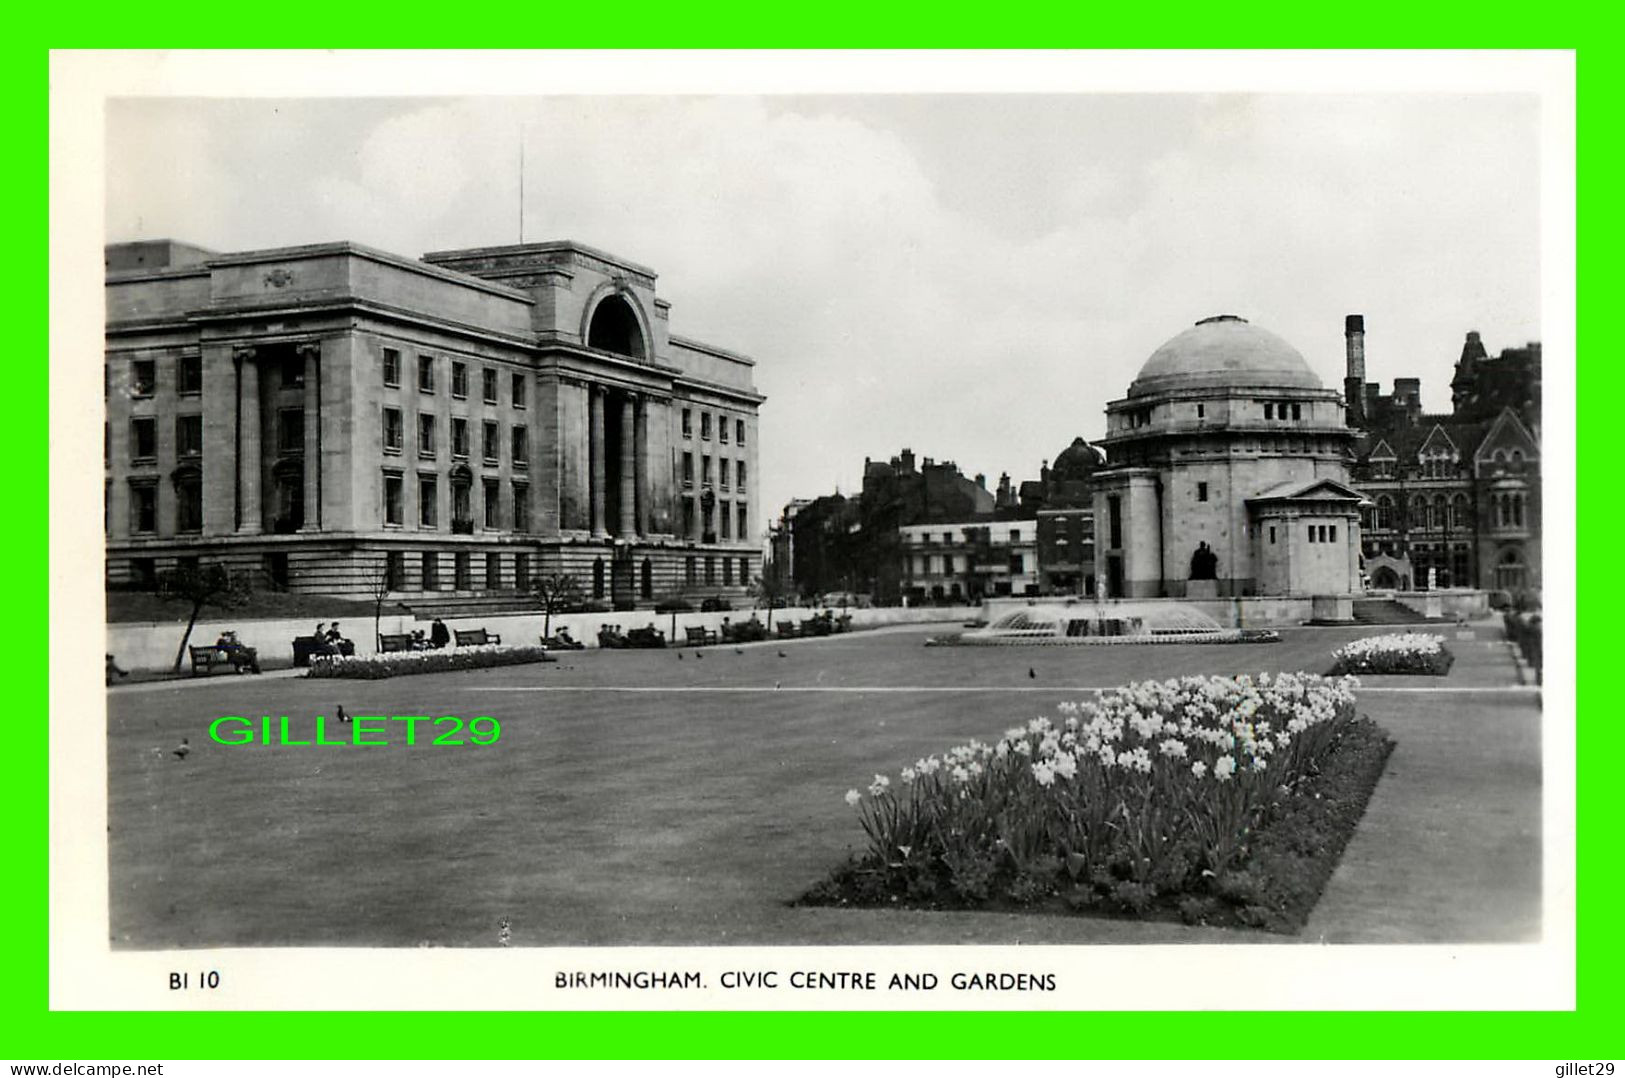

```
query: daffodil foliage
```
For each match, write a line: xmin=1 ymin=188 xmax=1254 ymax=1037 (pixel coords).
xmin=842 ymin=673 xmax=1361 ymax=903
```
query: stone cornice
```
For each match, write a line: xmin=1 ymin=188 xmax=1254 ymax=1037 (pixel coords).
xmin=201 ymin=241 xmax=537 ymax=304
xmin=668 ymin=334 xmax=756 ymax=367
xmin=669 ymin=373 xmax=766 ymax=407
xmin=183 ymin=297 xmax=539 ymax=352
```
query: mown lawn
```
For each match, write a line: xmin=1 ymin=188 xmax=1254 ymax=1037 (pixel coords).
xmin=106 ymin=623 xmax=1536 ymax=947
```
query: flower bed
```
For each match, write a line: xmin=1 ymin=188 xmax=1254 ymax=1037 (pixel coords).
xmin=1329 ymin=633 xmax=1454 ymax=676
xmin=306 ymin=644 xmax=557 ymax=680
xmin=800 ymin=672 xmax=1393 ymax=931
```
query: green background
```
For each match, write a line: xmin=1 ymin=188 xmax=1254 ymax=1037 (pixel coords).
xmin=16 ymin=22 xmax=1601 ymax=1060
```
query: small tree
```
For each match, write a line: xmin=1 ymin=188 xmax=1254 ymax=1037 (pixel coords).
xmin=750 ymin=573 xmax=786 ymax=632
xmin=364 ymin=557 xmax=393 ymax=651
xmin=529 ymin=572 xmax=583 ymax=640
xmin=163 ymin=563 xmax=252 ymax=673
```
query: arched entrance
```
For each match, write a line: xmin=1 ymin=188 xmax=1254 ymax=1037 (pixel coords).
xmin=587 ymin=294 xmax=646 ymax=359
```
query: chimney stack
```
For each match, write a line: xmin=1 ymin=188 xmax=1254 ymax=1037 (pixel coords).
xmin=1343 ymin=314 xmax=1366 ymax=427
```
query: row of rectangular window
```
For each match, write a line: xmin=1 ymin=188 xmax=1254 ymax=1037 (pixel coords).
xmin=905 ymin=530 xmax=1024 ymax=545
xmin=1260 ymin=401 xmax=1304 ymax=422
xmin=120 ymin=415 xmax=204 ymax=463
xmin=119 ymin=480 xmax=200 ymax=535
xmin=679 ymin=409 xmax=747 ymax=446
xmin=382 ymin=550 xmax=534 ymax=592
xmin=121 ymin=356 xmax=203 ymax=399
xmin=383 ymin=409 xmax=527 ymax=467
xmin=122 ymin=411 xmax=309 ymax=466
xmin=681 ymin=555 xmax=753 ymax=588
xmin=912 ymin=554 xmax=1026 ymax=575
xmin=382 ymin=349 xmax=527 ymax=409
xmin=680 ymin=499 xmax=750 ymax=541
xmin=382 ymin=472 xmax=531 ymax=531
xmin=679 ymin=453 xmax=748 ymax=492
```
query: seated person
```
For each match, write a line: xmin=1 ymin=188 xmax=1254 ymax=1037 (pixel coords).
xmin=213 ymin=631 xmax=261 ymax=674
xmin=325 ymin=622 xmax=355 ymax=656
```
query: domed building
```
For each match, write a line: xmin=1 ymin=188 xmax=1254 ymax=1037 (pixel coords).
xmin=1092 ymin=315 xmax=1366 ymax=599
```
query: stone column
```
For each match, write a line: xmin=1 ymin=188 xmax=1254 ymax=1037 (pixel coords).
xmin=618 ymin=393 xmax=637 ymax=540
xmin=589 ymin=384 xmax=607 ymax=538
xmin=235 ymin=346 xmax=262 ymax=533
xmin=300 ymin=342 xmax=321 ymax=530
xmin=633 ymin=395 xmax=650 ymax=537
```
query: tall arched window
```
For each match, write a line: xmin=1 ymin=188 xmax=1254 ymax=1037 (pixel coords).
xmin=1410 ymin=494 xmax=1428 ymax=530
xmin=1512 ymin=492 xmax=1525 ymax=527
xmin=1376 ymin=494 xmax=1394 ymax=530
xmin=1451 ymin=492 xmax=1470 ymax=529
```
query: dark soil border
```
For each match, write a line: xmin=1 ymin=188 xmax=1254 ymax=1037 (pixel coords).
xmin=794 ymin=716 xmax=1395 ymax=935
xmin=1329 ymin=646 xmax=1455 ymax=677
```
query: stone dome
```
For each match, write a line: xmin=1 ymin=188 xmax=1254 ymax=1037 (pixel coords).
xmin=1051 ymin=436 xmax=1107 ymax=480
xmin=1128 ymin=315 xmax=1324 ymax=398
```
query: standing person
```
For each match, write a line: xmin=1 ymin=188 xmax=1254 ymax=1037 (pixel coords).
xmin=429 ymin=617 xmax=450 ymax=649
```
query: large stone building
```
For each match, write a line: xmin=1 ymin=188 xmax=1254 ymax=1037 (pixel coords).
xmin=1346 ymin=322 xmax=1541 ymax=593
xmin=1092 ymin=315 xmax=1365 ymax=599
xmin=104 ymin=238 xmax=763 ymax=608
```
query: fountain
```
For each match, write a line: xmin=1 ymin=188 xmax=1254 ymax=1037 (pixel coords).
xmin=930 ymin=601 xmax=1275 ymax=646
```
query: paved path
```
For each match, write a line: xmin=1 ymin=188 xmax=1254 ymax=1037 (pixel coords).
xmin=1303 ymin=637 xmax=1543 ymax=943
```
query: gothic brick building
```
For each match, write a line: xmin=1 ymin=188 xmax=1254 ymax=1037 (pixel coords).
xmin=1345 ymin=319 xmax=1541 ymax=593
xmin=104 ymin=238 xmax=763 ymax=608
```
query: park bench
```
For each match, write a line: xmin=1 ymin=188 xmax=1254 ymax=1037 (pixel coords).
xmin=626 ymin=626 xmax=667 ymax=649
xmin=684 ymin=626 xmax=719 ymax=647
xmin=776 ymin=622 xmax=799 ymax=639
xmin=292 ymin=635 xmax=356 ymax=666
xmin=189 ymin=644 xmax=259 ymax=676
xmin=377 ymin=633 xmax=415 ymax=653
xmin=453 ymin=628 xmax=502 ymax=647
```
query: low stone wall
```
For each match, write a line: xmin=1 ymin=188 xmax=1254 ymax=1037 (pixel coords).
xmin=1388 ymin=590 xmax=1491 ymax=621
xmin=105 ymin=605 xmax=981 ymax=671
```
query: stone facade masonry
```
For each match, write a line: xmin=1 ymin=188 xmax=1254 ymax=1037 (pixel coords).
xmin=105 ymin=240 xmax=765 ymax=608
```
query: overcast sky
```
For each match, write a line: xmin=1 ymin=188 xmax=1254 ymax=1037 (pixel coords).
xmin=106 ymin=91 xmax=1541 ymax=527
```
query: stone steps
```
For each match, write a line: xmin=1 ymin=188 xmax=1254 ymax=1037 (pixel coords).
xmin=1351 ymin=598 xmax=1435 ymax=625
